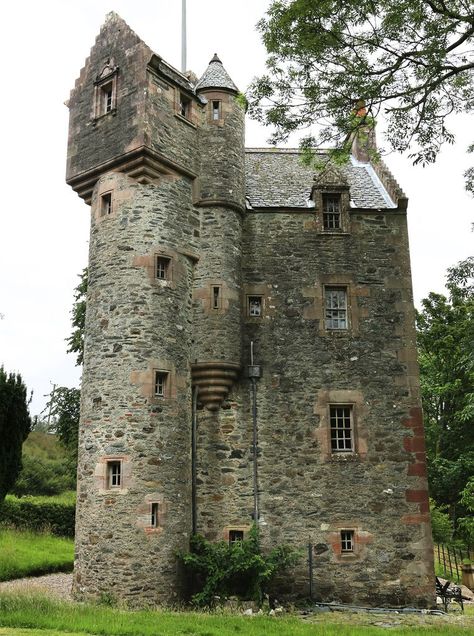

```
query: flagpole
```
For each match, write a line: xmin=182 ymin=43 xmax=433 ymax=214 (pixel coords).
xmin=181 ymin=0 xmax=187 ymax=73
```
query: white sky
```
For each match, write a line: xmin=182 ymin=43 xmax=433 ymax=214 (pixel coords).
xmin=0 ymin=1 xmax=472 ymax=417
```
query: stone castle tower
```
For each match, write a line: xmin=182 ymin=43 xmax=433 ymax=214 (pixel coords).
xmin=66 ymin=13 xmax=435 ymax=607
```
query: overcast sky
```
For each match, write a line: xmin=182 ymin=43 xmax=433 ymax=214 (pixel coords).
xmin=0 ymin=1 xmax=472 ymax=417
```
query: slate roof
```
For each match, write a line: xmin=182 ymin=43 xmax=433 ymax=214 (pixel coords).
xmin=245 ymin=149 xmax=397 ymax=210
xmin=195 ymin=54 xmax=238 ymax=93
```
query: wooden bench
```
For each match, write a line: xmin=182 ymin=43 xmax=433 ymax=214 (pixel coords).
xmin=436 ymin=576 xmax=464 ymax=612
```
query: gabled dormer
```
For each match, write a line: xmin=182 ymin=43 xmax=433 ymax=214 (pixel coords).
xmin=311 ymin=163 xmax=350 ymax=233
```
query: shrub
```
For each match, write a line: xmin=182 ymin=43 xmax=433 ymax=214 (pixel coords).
xmin=0 ymin=494 xmax=75 ymax=537
xmin=430 ymin=500 xmax=453 ymax=544
xmin=180 ymin=525 xmax=300 ymax=607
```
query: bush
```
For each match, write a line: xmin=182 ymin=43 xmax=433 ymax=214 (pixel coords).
xmin=11 ymin=454 xmax=75 ymax=497
xmin=0 ymin=494 xmax=75 ymax=537
xmin=180 ymin=525 xmax=300 ymax=607
xmin=430 ymin=500 xmax=453 ymax=544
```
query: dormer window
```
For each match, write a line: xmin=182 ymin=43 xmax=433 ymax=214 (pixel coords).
xmin=322 ymin=194 xmax=341 ymax=230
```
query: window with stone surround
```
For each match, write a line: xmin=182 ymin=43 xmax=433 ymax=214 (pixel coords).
xmin=94 ymin=64 xmax=118 ymax=119
xmin=322 ymin=193 xmax=342 ymax=230
xmin=247 ymin=295 xmax=263 ymax=317
xmin=325 ymin=287 xmax=348 ymax=330
xmin=107 ymin=460 xmax=122 ymax=489
xmin=154 ymin=371 xmax=168 ymax=398
xmin=155 ymin=256 xmax=171 ymax=281
xmin=100 ymin=192 xmax=112 ymax=216
xmin=340 ymin=529 xmax=355 ymax=553
xmin=229 ymin=529 xmax=244 ymax=545
xmin=330 ymin=405 xmax=354 ymax=452
xmin=179 ymin=93 xmax=191 ymax=119
xmin=212 ymin=100 xmax=221 ymax=121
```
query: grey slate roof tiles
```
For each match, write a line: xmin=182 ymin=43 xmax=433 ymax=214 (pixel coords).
xmin=195 ymin=54 xmax=238 ymax=93
xmin=244 ymin=149 xmax=396 ymax=210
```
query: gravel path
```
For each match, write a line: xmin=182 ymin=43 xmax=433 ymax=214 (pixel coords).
xmin=0 ymin=572 xmax=73 ymax=601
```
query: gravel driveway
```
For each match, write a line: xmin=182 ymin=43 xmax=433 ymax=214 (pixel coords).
xmin=0 ymin=572 xmax=73 ymax=601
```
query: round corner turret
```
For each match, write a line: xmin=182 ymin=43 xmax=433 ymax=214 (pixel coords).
xmin=195 ymin=54 xmax=239 ymax=95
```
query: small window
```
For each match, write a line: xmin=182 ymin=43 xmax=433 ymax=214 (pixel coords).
xmin=100 ymin=192 xmax=112 ymax=216
xmin=154 ymin=371 xmax=168 ymax=398
xmin=330 ymin=405 xmax=354 ymax=452
xmin=179 ymin=93 xmax=191 ymax=119
xmin=155 ymin=256 xmax=171 ymax=280
xmin=229 ymin=530 xmax=244 ymax=545
xmin=323 ymin=194 xmax=341 ymax=230
xmin=212 ymin=100 xmax=221 ymax=120
xmin=341 ymin=529 xmax=355 ymax=553
xmin=212 ymin=285 xmax=221 ymax=310
xmin=151 ymin=502 xmax=159 ymax=528
xmin=248 ymin=295 xmax=262 ymax=317
xmin=325 ymin=287 xmax=348 ymax=330
xmin=107 ymin=460 xmax=121 ymax=489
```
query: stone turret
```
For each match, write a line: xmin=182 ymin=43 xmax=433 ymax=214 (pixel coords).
xmin=191 ymin=55 xmax=245 ymax=409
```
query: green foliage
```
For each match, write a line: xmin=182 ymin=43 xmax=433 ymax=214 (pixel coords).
xmin=430 ymin=500 xmax=453 ymax=544
xmin=0 ymin=494 xmax=76 ymax=537
xmin=416 ymin=258 xmax=474 ymax=526
xmin=0 ymin=529 xmax=74 ymax=581
xmin=0 ymin=368 xmax=32 ymax=503
xmin=249 ymin=1 xmax=474 ymax=191
xmin=236 ymin=92 xmax=249 ymax=111
xmin=180 ymin=526 xmax=300 ymax=607
xmin=66 ymin=267 xmax=87 ymax=366
xmin=12 ymin=432 xmax=75 ymax=497
xmin=45 ymin=387 xmax=81 ymax=468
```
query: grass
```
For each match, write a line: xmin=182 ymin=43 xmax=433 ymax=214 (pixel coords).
xmin=0 ymin=529 xmax=74 ymax=581
xmin=0 ymin=593 xmax=472 ymax=636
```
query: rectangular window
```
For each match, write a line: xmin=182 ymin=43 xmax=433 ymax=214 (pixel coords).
xmin=154 ymin=371 xmax=168 ymax=397
xmin=229 ymin=529 xmax=244 ymax=545
xmin=323 ymin=194 xmax=341 ymax=230
xmin=100 ymin=192 xmax=112 ymax=216
xmin=179 ymin=93 xmax=191 ymax=119
xmin=151 ymin=502 xmax=159 ymax=528
xmin=212 ymin=285 xmax=221 ymax=310
xmin=325 ymin=287 xmax=348 ymax=330
xmin=101 ymin=81 xmax=114 ymax=114
xmin=107 ymin=460 xmax=121 ymax=488
xmin=212 ymin=100 xmax=221 ymax=120
xmin=248 ymin=295 xmax=262 ymax=317
xmin=330 ymin=405 xmax=354 ymax=452
xmin=341 ymin=530 xmax=355 ymax=553
xmin=155 ymin=256 xmax=171 ymax=280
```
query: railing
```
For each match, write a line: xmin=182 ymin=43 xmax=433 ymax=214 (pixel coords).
xmin=435 ymin=543 xmax=473 ymax=582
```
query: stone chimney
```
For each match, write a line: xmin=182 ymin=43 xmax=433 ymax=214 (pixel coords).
xmin=350 ymin=101 xmax=377 ymax=163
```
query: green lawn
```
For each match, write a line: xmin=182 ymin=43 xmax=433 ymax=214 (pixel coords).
xmin=0 ymin=529 xmax=74 ymax=581
xmin=0 ymin=593 xmax=472 ymax=636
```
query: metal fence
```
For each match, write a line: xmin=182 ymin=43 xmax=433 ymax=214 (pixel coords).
xmin=435 ymin=543 xmax=474 ymax=582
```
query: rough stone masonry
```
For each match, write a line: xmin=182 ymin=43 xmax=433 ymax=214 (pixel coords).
xmin=66 ymin=12 xmax=435 ymax=607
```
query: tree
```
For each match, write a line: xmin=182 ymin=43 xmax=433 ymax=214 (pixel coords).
xmin=249 ymin=1 xmax=474 ymax=191
xmin=0 ymin=368 xmax=32 ymax=502
xmin=66 ymin=267 xmax=87 ymax=366
xmin=45 ymin=386 xmax=81 ymax=468
xmin=416 ymin=257 xmax=474 ymax=523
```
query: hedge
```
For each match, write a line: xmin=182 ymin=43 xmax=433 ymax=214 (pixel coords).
xmin=0 ymin=494 xmax=75 ymax=537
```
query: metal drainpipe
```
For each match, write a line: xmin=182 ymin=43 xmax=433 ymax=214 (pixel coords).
xmin=248 ymin=341 xmax=261 ymax=525
xmin=191 ymin=385 xmax=199 ymax=535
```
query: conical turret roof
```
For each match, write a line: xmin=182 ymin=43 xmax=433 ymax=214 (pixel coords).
xmin=195 ymin=54 xmax=238 ymax=93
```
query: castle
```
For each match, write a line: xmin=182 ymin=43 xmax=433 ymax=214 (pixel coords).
xmin=66 ymin=13 xmax=435 ymax=607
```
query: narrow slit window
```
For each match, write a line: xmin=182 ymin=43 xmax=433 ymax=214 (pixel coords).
xmin=212 ymin=286 xmax=221 ymax=310
xmin=323 ymin=194 xmax=341 ymax=230
xmin=101 ymin=192 xmax=112 ymax=216
xmin=330 ymin=405 xmax=354 ymax=452
xmin=229 ymin=530 xmax=244 ymax=545
xmin=212 ymin=101 xmax=220 ymax=120
xmin=248 ymin=295 xmax=262 ymax=317
xmin=325 ymin=287 xmax=348 ymax=330
xmin=341 ymin=530 xmax=355 ymax=553
xmin=107 ymin=460 xmax=121 ymax=489
xmin=155 ymin=256 xmax=171 ymax=280
xmin=154 ymin=371 xmax=168 ymax=398
xmin=151 ymin=502 xmax=159 ymax=528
